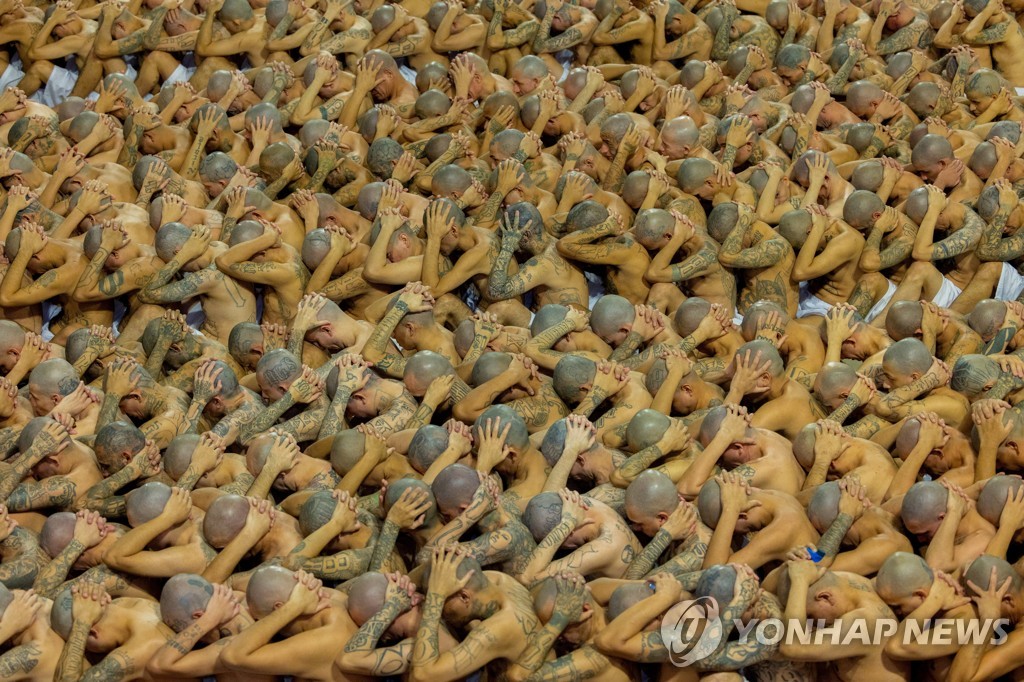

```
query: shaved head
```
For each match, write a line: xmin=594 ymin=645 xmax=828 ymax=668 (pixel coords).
xmin=522 ymin=491 xmax=565 ymax=541
xmin=330 ymin=430 xmax=366 ymax=476
xmin=696 ymin=478 xmax=723 ymax=528
xmin=39 ymin=512 xmax=77 ymax=558
xmin=246 ymin=565 xmax=298 ymax=619
xmin=408 ymin=425 xmax=450 ymax=473
xmin=625 ymin=470 xmax=679 ymax=521
xmin=126 ymin=482 xmax=173 ymax=527
xmin=950 ymin=354 xmax=1000 ymax=398
xmin=345 ymin=572 xmax=391 ymax=625
xmin=885 ymin=301 xmax=924 ymax=341
xmin=203 ymin=494 xmax=253 ymax=548
xmin=900 ymin=481 xmax=948 ymax=534
xmin=161 ymin=574 xmax=215 ymax=632
xmin=807 ymin=481 xmax=843 ymax=533
xmin=590 ymin=295 xmax=635 ymax=343
xmin=552 ymin=355 xmax=597 ymax=405
xmin=875 ymin=552 xmax=934 ymax=603
xmin=977 ymin=475 xmax=1024 ymax=527
xmin=625 ymin=409 xmax=671 ymax=451
xmin=843 ymin=190 xmax=885 ymax=230
xmin=299 ymin=490 xmax=342 ymax=536
xmin=968 ymin=299 xmax=1007 ymax=341
xmin=431 ymin=463 xmax=481 ymax=519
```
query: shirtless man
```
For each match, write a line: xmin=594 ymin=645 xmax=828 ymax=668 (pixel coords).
xmin=50 ymin=581 xmax=172 ymax=682
xmin=679 ymin=405 xmax=806 ymax=498
xmin=779 ymin=559 xmax=909 ymax=682
xmin=489 ymin=202 xmax=590 ymax=312
xmin=900 ymin=480 xmax=995 ymax=574
xmin=214 ymin=220 xmax=309 ymax=327
xmin=520 ymin=490 xmax=641 ymax=582
xmin=0 ymin=225 xmax=111 ymax=345
xmin=724 ymin=340 xmax=826 ymax=439
xmin=139 ymin=224 xmax=257 ymax=346
xmin=777 ymin=206 xmax=866 ymax=319
xmin=697 ymin=473 xmax=818 ymax=570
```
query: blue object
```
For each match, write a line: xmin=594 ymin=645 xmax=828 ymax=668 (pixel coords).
xmin=807 ymin=548 xmax=825 ymax=562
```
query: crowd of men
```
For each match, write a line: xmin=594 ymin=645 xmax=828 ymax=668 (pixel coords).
xmin=5 ymin=0 xmax=1024 ymax=678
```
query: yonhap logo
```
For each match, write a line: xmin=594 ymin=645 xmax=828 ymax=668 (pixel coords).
xmin=660 ymin=596 xmax=724 ymax=666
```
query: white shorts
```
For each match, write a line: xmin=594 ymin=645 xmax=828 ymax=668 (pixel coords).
xmin=398 ymin=64 xmax=417 ymax=87
xmin=40 ymin=300 xmax=58 ymax=342
xmin=586 ymin=271 xmax=604 ymax=310
xmin=0 ymin=55 xmax=24 ymax=92
xmin=866 ymin=278 xmax=898 ymax=321
xmin=931 ymin=277 xmax=963 ymax=308
xmin=796 ymin=282 xmax=833 ymax=318
xmin=996 ymin=262 xmax=1024 ymax=301
xmin=31 ymin=64 xmax=76 ymax=107
xmin=165 ymin=62 xmax=196 ymax=86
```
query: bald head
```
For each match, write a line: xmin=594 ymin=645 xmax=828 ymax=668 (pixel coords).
xmin=345 ymin=572 xmax=391 ymax=625
xmin=696 ymin=564 xmax=738 ymax=605
xmin=633 ymin=208 xmax=675 ymax=248
xmin=28 ymin=358 xmax=79 ymax=400
xmin=126 ymin=482 xmax=173 ymax=527
xmin=590 ymin=295 xmax=634 ymax=343
xmin=256 ymin=349 xmax=301 ymax=393
xmin=707 ymin=202 xmax=739 ymax=242
xmin=298 ymin=490 xmax=342 ymax=536
xmin=792 ymin=423 xmax=818 ymax=470
xmin=977 ymin=475 xmax=1024 ymax=527
xmin=247 ymin=565 xmax=298 ymax=619
xmin=474 ymin=405 xmax=529 ymax=451
xmin=673 ymin=297 xmax=713 ymax=337
xmin=964 ymin=555 xmax=1022 ymax=597
xmin=883 ymin=338 xmax=934 ymax=378
xmin=431 ymin=463 xmax=481 ymax=519
xmin=885 ymin=301 xmax=924 ymax=341
xmin=875 ymin=552 xmax=934 ymax=603
xmin=203 ymin=494 xmax=253 ymax=548
xmin=407 ymin=425 xmax=450 ymax=474
xmin=625 ymin=409 xmax=671 ymax=452
xmin=330 ymin=430 xmax=367 ymax=476
xmin=968 ymin=299 xmax=1007 ymax=341
xmin=846 ymin=80 xmax=883 ymax=117
xmin=404 ymin=350 xmax=454 ymax=397
xmin=912 ymin=134 xmax=954 ymax=173
xmin=161 ymin=574 xmax=215 ymax=632
xmin=843 ymin=190 xmax=886 ymax=230
xmin=552 ymin=355 xmax=597 ymax=406
xmin=807 ymin=481 xmax=843 ymax=533
xmin=163 ymin=434 xmax=200 ymax=481
xmin=777 ymin=209 xmax=813 ymax=249
xmin=94 ymin=421 xmax=146 ymax=473
xmin=676 ymin=158 xmax=716 ymax=194
xmin=625 ymin=470 xmax=679 ymax=521
xmin=900 ymin=481 xmax=948 ymax=532
xmin=950 ymin=354 xmax=1000 ymax=398
xmin=696 ymin=478 xmax=723 ymax=528
xmin=522 ymin=491 xmax=565 ymax=541
xmin=40 ymin=511 xmax=78 ymax=558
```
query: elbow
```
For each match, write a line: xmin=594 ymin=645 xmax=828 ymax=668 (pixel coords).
xmin=218 ymin=645 xmax=245 ymax=671
xmin=911 ymin=248 xmax=933 ymax=261
xmin=608 ymin=470 xmax=631 ymax=489
xmin=451 ymin=403 xmax=477 ymax=424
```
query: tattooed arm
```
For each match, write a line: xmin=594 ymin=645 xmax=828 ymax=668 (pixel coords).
xmin=0 ymin=429 xmax=66 ymax=503
xmin=340 ymin=596 xmax=414 ymax=677
xmin=361 ymin=303 xmax=409 ymax=378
